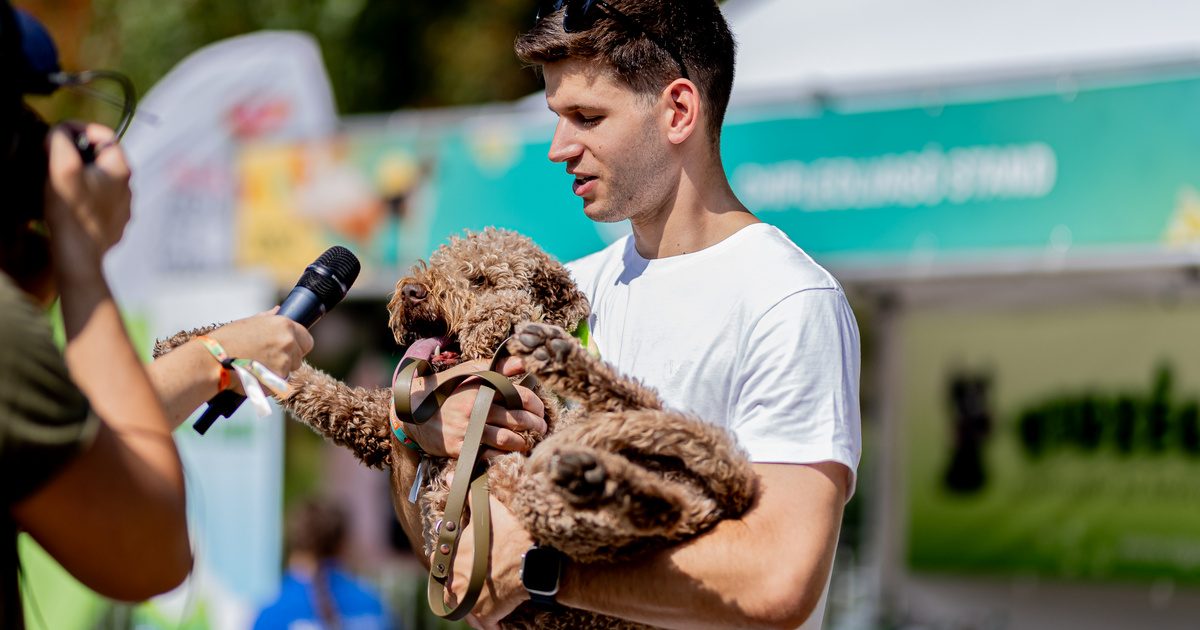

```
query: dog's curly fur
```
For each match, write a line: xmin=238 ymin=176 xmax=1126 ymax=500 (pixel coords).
xmin=155 ymin=228 xmax=760 ymax=629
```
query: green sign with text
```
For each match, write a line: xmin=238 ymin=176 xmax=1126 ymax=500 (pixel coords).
xmin=427 ymin=74 xmax=1200 ymax=269
xmin=239 ymin=74 xmax=1200 ymax=282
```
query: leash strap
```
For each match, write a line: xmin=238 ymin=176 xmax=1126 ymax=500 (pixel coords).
xmin=391 ymin=351 xmax=524 ymax=620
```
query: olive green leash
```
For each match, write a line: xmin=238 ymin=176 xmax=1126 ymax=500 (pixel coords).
xmin=390 ymin=346 xmax=528 ymax=620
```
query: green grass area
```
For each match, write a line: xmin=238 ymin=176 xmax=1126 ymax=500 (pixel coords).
xmin=902 ymin=300 xmax=1200 ymax=583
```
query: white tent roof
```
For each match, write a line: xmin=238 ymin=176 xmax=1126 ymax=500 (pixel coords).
xmin=723 ymin=0 xmax=1200 ymax=106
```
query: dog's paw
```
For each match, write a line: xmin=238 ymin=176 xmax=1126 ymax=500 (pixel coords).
xmin=550 ymin=449 xmax=608 ymax=505
xmin=509 ymin=322 xmax=577 ymax=372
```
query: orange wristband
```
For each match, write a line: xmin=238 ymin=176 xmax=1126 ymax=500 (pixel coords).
xmin=197 ymin=335 xmax=234 ymax=395
xmin=216 ymin=364 xmax=232 ymax=393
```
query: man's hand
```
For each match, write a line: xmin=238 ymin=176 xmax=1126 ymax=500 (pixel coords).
xmin=441 ymin=494 xmax=531 ymax=630
xmin=404 ymin=356 xmax=547 ymax=458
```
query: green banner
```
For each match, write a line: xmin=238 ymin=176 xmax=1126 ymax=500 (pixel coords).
xmin=428 ymin=74 xmax=1200 ymax=267
xmin=239 ymin=74 xmax=1200 ymax=281
xmin=722 ymin=77 xmax=1200 ymax=263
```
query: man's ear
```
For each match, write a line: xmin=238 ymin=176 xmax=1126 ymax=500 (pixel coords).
xmin=663 ymin=78 xmax=701 ymax=145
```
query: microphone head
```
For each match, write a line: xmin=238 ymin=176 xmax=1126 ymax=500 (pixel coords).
xmin=298 ymin=246 xmax=361 ymax=312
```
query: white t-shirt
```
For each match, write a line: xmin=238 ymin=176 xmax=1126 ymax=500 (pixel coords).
xmin=566 ymin=222 xmax=862 ymax=629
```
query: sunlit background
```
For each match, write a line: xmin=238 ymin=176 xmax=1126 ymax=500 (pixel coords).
xmin=15 ymin=0 xmax=1200 ymax=628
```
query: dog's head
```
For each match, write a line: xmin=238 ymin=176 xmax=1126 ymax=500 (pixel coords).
xmin=387 ymin=228 xmax=590 ymax=364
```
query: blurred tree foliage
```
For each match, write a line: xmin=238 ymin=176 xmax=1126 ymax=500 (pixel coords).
xmin=26 ymin=0 xmax=545 ymax=114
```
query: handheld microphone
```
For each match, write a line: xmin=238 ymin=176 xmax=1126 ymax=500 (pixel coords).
xmin=193 ymin=246 xmax=361 ymax=434
xmin=277 ymin=246 xmax=361 ymax=327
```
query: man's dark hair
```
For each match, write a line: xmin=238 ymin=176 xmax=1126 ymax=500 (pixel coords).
xmin=515 ymin=0 xmax=736 ymax=145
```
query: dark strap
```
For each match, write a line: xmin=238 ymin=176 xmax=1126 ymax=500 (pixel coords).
xmin=426 ymin=385 xmax=496 ymax=619
xmin=193 ymin=389 xmax=245 ymax=434
xmin=392 ymin=351 xmax=524 ymax=620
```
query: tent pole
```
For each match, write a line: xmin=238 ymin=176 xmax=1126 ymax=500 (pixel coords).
xmin=865 ymin=288 xmax=907 ymax=626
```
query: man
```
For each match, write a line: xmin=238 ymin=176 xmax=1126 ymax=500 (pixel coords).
xmin=0 ymin=5 xmax=314 ymax=626
xmin=399 ymin=1 xmax=862 ymax=629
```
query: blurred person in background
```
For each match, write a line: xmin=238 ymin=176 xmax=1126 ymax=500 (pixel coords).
xmin=0 ymin=3 xmax=313 ymax=627
xmin=393 ymin=1 xmax=861 ymax=629
xmin=253 ymin=497 xmax=394 ymax=630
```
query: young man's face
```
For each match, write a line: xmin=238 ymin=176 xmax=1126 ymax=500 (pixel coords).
xmin=543 ymin=58 xmax=677 ymax=224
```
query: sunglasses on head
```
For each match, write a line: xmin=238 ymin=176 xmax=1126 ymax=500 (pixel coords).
xmin=535 ymin=0 xmax=689 ymax=80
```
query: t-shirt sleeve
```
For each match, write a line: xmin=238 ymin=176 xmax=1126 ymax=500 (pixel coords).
xmin=730 ymin=288 xmax=862 ymax=498
xmin=0 ymin=288 xmax=97 ymax=506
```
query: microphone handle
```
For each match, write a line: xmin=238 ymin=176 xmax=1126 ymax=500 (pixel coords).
xmin=192 ymin=287 xmax=327 ymax=434
xmin=276 ymin=286 xmax=326 ymax=328
xmin=193 ymin=390 xmax=244 ymax=435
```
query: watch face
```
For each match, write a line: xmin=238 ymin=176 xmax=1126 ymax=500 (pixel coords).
xmin=522 ymin=546 xmax=562 ymax=594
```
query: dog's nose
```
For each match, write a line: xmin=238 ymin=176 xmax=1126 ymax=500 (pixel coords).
xmin=402 ymin=283 xmax=428 ymax=302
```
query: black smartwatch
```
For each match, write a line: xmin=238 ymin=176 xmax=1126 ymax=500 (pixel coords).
xmin=520 ymin=544 xmax=565 ymax=607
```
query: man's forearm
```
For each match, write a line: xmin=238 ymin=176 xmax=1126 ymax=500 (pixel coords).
xmin=557 ymin=463 xmax=847 ymax=630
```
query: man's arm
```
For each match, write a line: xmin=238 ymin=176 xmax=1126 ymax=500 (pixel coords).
xmin=560 ymin=462 xmax=849 ymax=629
xmin=456 ymin=288 xmax=858 ymax=628
xmin=457 ymin=461 xmax=849 ymax=630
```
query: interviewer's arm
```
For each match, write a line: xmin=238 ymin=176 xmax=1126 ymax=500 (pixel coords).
xmin=148 ymin=314 xmax=313 ymax=426
xmin=11 ymin=127 xmax=191 ymax=601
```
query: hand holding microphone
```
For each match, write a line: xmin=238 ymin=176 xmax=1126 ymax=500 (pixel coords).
xmin=193 ymin=246 xmax=361 ymax=434
xmin=205 ymin=310 xmax=315 ymax=393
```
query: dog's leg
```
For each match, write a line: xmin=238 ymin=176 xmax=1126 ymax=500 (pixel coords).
xmin=151 ymin=323 xmax=224 ymax=359
xmin=514 ymin=410 xmax=759 ymax=563
xmin=560 ymin=409 xmax=758 ymax=522
xmin=282 ymin=363 xmax=395 ymax=469
xmin=508 ymin=322 xmax=662 ymax=413
xmin=513 ymin=442 xmax=697 ymax=563
xmin=154 ymin=328 xmax=394 ymax=469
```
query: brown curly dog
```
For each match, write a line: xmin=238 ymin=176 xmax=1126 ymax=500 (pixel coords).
xmin=155 ymin=228 xmax=760 ymax=630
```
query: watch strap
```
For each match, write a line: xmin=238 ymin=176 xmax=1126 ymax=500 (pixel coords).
xmin=529 ymin=590 xmax=559 ymax=607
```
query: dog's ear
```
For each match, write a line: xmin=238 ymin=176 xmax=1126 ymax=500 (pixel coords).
xmin=457 ymin=289 xmax=540 ymax=359
xmin=529 ymin=253 xmax=591 ymax=333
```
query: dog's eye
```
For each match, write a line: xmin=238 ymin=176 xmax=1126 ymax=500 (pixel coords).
xmin=469 ymin=275 xmax=488 ymax=288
